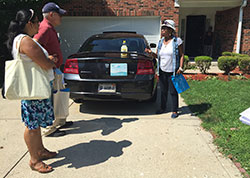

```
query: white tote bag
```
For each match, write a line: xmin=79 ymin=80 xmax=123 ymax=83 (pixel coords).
xmin=53 ymin=68 xmax=65 ymax=91
xmin=53 ymin=88 xmax=70 ymax=118
xmin=4 ymin=36 xmax=51 ymax=100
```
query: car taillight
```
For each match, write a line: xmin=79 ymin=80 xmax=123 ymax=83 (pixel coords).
xmin=136 ymin=60 xmax=154 ymax=75
xmin=64 ymin=58 xmax=79 ymax=74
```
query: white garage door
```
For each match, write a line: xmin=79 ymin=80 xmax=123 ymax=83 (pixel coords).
xmin=56 ymin=16 xmax=161 ymax=63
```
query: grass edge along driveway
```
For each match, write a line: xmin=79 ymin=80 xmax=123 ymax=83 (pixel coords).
xmin=181 ymin=79 xmax=250 ymax=176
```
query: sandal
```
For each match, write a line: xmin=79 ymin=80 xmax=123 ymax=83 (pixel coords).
xmin=29 ymin=160 xmax=53 ymax=173
xmin=38 ymin=148 xmax=57 ymax=160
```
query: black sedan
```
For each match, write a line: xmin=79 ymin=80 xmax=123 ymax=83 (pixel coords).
xmin=63 ymin=31 xmax=158 ymax=102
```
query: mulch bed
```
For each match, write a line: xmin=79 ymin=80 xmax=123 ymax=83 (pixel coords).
xmin=183 ymin=67 xmax=250 ymax=81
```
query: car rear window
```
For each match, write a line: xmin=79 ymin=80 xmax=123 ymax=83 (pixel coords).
xmin=78 ymin=37 xmax=147 ymax=54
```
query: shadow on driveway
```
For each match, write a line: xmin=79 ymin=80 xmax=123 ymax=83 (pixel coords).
xmin=63 ymin=117 xmax=139 ymax=136
xmin=79 ymin=100 xmax=158 ymax=115
xmin=50 ymin=140 xmax=132 ymax=168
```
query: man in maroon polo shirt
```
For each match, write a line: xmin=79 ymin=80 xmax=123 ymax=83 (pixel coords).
xmin=34 ymin=2 xmax=64 ymax=68
xmin=34 ymin=2 xmax=72 ymax=137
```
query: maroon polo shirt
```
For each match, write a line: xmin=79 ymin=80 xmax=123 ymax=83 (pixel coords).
xmin=34 ymin=18 xmax=63 ymax=68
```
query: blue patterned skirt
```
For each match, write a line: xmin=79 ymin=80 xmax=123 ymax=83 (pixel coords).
xmin=21 ymin=82 xmax=54 ymax=130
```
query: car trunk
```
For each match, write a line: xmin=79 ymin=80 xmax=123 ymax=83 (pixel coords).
xmin=71 ymin=52 xmax=151 ymax=79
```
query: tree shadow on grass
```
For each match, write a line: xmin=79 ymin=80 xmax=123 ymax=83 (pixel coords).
xmin=179 ymin=103 xmax=212 ymax=116
xmin=50 ymin=140 xmax=132 ymax=169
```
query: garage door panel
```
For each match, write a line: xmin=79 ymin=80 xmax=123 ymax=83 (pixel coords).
xmin=131 ymin=18 xmax=160 ymax=34
xmin=57 ymin=17 xmax=160 ymax=62
xmin=103 ymin=19 xmax=132 ymax=31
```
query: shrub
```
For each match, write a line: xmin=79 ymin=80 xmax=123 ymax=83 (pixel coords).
xmin=222 ymin=52 xmax=248 ymax=60
xmin=183 ymin=55 xmax=189 ymax=72
xmin=222 ymin=52 xmax=232 ymax=56
xmin=194 ymin=56 xmax=212 ymax=74
xmin=239 ymin=54 xmax=249 ymax=57
xmin=239 ymin=57 xmax=250 ymax=74
xmin=237 ymin=56 xmax=244 ymax=64
xmin=231 ymin=52 xmax=242 ymax=57
xmin=234 ymin=54 xmax=249 ymax=65
xmin=217 ymin=56 xmax=238 ymax=74
xmin=185 ymin=63 xmax=197 ymax=70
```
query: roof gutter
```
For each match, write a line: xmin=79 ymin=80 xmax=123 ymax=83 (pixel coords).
xmin=236 ymin=0 xmax=247 ymax=53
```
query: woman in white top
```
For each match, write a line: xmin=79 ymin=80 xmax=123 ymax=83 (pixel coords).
xmin=6 ymin=9 xmax=57 ymax=173
xmin=145 ymin=19 xmax=184 ymax=118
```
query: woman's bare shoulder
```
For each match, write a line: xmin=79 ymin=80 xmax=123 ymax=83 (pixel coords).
xmin=19 ymin=35 xmax=40 ymax=54
xmin=20 ymin=35 xmax=34 ymax=45
xmin=20 ymin=35 xmax=40 ymax=49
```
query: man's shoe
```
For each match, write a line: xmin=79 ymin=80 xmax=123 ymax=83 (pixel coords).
xmin=59 ymin=121 xmax=73 ymax=129
xmin=156 ymin=109 xmax=165 ymax=114
xmin=171 ymin=113 xmax=178 ymax=119
xmin=47 ymin=129 xmax=66 ymax=137
xmin=42 ymin=126 xmax=57 ymax=137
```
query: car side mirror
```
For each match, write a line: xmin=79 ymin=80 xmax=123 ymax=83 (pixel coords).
xmin=150 ymin=43 xmax=156 ymax=48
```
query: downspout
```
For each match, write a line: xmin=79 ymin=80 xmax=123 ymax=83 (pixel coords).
xmin=236 ymin=0 xmax=247 ymax=53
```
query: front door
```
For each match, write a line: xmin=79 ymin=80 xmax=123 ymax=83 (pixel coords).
xmin=185 ymin=15 xmax=206 ymax=57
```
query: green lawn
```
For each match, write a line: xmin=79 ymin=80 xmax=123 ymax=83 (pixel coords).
xmin=181 ymin=79 xmax=250 ymax=176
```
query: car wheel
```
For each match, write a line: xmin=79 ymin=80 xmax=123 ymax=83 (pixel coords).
xmin=147 ymin=90 xmax=157 ymax=103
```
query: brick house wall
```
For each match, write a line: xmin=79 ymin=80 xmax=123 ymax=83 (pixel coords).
xmin=61 ymin=0 xmax=180 ymax=32
xmin=214 ymin=0 xmax=250 ymax=56
xmin=214 ymin=7 xmax=239 ymax=56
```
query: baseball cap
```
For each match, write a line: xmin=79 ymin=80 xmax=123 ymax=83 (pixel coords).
xmin=161 ymin=20 xmax=176 ymax=31
xmin=42 ymin=2 xmax=66 ymax=15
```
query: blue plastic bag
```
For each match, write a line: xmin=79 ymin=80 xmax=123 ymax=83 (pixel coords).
xmin=171 ymin=74 xmax=190 ymax=94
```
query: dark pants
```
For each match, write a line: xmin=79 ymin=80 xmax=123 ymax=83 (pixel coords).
xmin=159 ymin=70 xmax=178 ymax=112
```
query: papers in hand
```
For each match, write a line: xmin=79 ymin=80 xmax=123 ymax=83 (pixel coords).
xmin=239 ymin=107 xmax=250 ymax=126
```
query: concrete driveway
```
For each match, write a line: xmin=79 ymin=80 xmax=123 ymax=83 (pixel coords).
xmin=0 ymin=88 xmax=242 ymax=178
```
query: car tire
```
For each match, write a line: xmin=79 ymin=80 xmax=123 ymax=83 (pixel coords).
xmin=147 ymin=90 xmax=157 ymax=103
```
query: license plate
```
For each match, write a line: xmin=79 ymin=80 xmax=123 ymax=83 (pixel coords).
xmin=98 ymin=83 xmax=116 ymax=93
xmin=110 ymin=63 xmax=127 ymax=76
